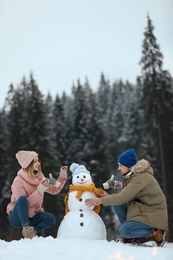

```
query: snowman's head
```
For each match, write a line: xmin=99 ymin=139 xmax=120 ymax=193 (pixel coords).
xmin=70 ymin=163 xmax=92 ymax=186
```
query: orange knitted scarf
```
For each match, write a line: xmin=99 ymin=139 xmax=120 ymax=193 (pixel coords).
xmin=64 ymin=182 xmax=101 ymax=214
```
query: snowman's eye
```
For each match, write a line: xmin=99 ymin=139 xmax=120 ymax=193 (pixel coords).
xmin=83 ymin=175 xmax=86 ymax=178
xmin=77 ymin=176 xmax=79 ymax=178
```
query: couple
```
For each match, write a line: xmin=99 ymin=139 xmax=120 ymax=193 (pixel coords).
xmin=7 ymin=149 xmax=168 ymax=246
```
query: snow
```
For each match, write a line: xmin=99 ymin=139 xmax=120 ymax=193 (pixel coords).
xmin=0 ymin=236 xmax=173 ymax=260
xmin=58 ymin=209 xmax=106 ymax=240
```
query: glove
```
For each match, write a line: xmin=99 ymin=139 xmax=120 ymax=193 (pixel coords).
xmin=48 ymin=173 xmax=61 ymax=188
xmin=102 ymin=175 xmax=122 ymax=189
xmin=37 ymin=178 xmax=48 ymax=196
xmin=59 ymin=166 xmax=68 ymax=179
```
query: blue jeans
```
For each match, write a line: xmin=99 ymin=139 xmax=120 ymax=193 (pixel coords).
xmin=113 ymin=204 xmax=155 ymax=238
xmin=9 ymin=196 xmax=56 ymax=234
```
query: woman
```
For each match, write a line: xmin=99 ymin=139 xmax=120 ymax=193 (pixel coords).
xmin=7 ymin=150 xmax=68 ymax=239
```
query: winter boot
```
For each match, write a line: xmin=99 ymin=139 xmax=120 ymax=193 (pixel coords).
xmin=149 ymin=229 xmax=166 ymax=247
xmin=22 ymin=226 xmax=37 ymax=239
xmin=116 ymin=237 xmax=152 ymax=245
xmin=116 ymin=237 xmax=139 ymax=244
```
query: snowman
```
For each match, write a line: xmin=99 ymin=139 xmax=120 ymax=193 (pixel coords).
xmin=57 ymin=163 xmax=107 ymax=240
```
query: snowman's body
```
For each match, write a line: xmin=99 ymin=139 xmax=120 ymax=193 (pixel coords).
xmin=57 ymin=165 xmax=107 ymax=240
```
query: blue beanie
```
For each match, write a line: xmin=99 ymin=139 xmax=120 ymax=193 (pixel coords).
xmin=118 ymin=149 xmax=137 ymax=167
xmin=70 ymin=163 xmax=90 ymax=176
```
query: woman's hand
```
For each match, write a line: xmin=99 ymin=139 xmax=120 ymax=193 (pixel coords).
xmin=60 ymin=166 xmax=68 ymax=179
xmin=85 ymin=197 xmax=102 ymax=207
xmin=48 ymin=173 xmax=61 ymax=188
xmin=37 ymin=178 xmax=48 ymax=196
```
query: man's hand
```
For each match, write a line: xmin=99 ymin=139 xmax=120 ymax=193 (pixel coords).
xmin=97 ymin=189 xmax=109 ymax=198
xmin=103 ymin=175 xmax=122 ymax=189
xmin=85 ymin=198 xmax=102 ymax=207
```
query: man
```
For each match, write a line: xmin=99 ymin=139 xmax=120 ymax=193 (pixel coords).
xmin=85 ymin=148 xmax=168 ymax=247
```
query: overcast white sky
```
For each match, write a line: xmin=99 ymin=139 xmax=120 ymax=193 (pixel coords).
xmin=0 ymin=0 xmax=173 ymax=108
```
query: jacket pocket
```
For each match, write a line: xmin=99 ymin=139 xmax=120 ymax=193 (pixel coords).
xmin=127 ymin=201 xmax=144 ymax=219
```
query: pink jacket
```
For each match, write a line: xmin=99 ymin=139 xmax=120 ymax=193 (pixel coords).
xmin=6 ymin=169 xmax=67 ymax=218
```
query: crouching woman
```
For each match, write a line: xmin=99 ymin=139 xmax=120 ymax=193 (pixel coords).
xmin=6 ymin=150 xmax=68 ymax=239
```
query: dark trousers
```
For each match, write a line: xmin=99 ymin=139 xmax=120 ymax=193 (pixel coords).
xmin=113 ymin=204 xmax=155 ymax=238
xmin=9 ymin=196 xmax=56 ymax=234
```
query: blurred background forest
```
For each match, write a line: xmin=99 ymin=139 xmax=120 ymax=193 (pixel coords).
xmin=0 ymin=15 xmax=173 ymax=242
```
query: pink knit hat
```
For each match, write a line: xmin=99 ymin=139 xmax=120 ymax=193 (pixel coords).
xmin=16 ymin=151 xmax=38 ymax=169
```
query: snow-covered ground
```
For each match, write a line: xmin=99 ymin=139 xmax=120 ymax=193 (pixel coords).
xmin=0 ymin=236 xmax=172 ymax=260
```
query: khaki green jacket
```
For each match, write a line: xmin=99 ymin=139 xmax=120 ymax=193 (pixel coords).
xmin=102 ymin=159 xmax=168 ymax=231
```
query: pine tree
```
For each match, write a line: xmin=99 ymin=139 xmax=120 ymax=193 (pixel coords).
xmin=96 ymin=73 xmax=111 ymax=131
xmin=137 ymin=14 xmax=173 ymax=241
xmin=121 ymin=82 xmax=143 ymax=153
xmin=52 ymin=94 xmax=67 ymax=165
xmin=45 ymin=93 xmax=61 ymax=166
xmin=64 ymin=79 xmax=110 ymax=181
xmin=1 ymin=81 xmax=29 ymax=240
xmin=108 ymin=80 xmax=135 ymax=165
xmin=4 ymin=80 xmax=27 ymax=183
xmin=0 ymin=108 xmax=10 ymax=239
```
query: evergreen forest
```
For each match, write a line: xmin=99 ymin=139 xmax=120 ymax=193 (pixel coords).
xmin=0 ymin=15 xmax=173 ymax=242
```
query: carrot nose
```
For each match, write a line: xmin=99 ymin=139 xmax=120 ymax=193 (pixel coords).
xmin=81 ymin=178 xmax=84 ymax=182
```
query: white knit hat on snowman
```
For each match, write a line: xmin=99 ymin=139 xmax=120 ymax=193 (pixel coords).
xmin=70 ymin=163 xmax=90 ymax=176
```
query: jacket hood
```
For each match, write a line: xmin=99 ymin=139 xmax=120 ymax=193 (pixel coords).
xmin=17 ymin=169 xmax=41 ymax=185
xmin=131 ymin=159 xmax=154 ymax=175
